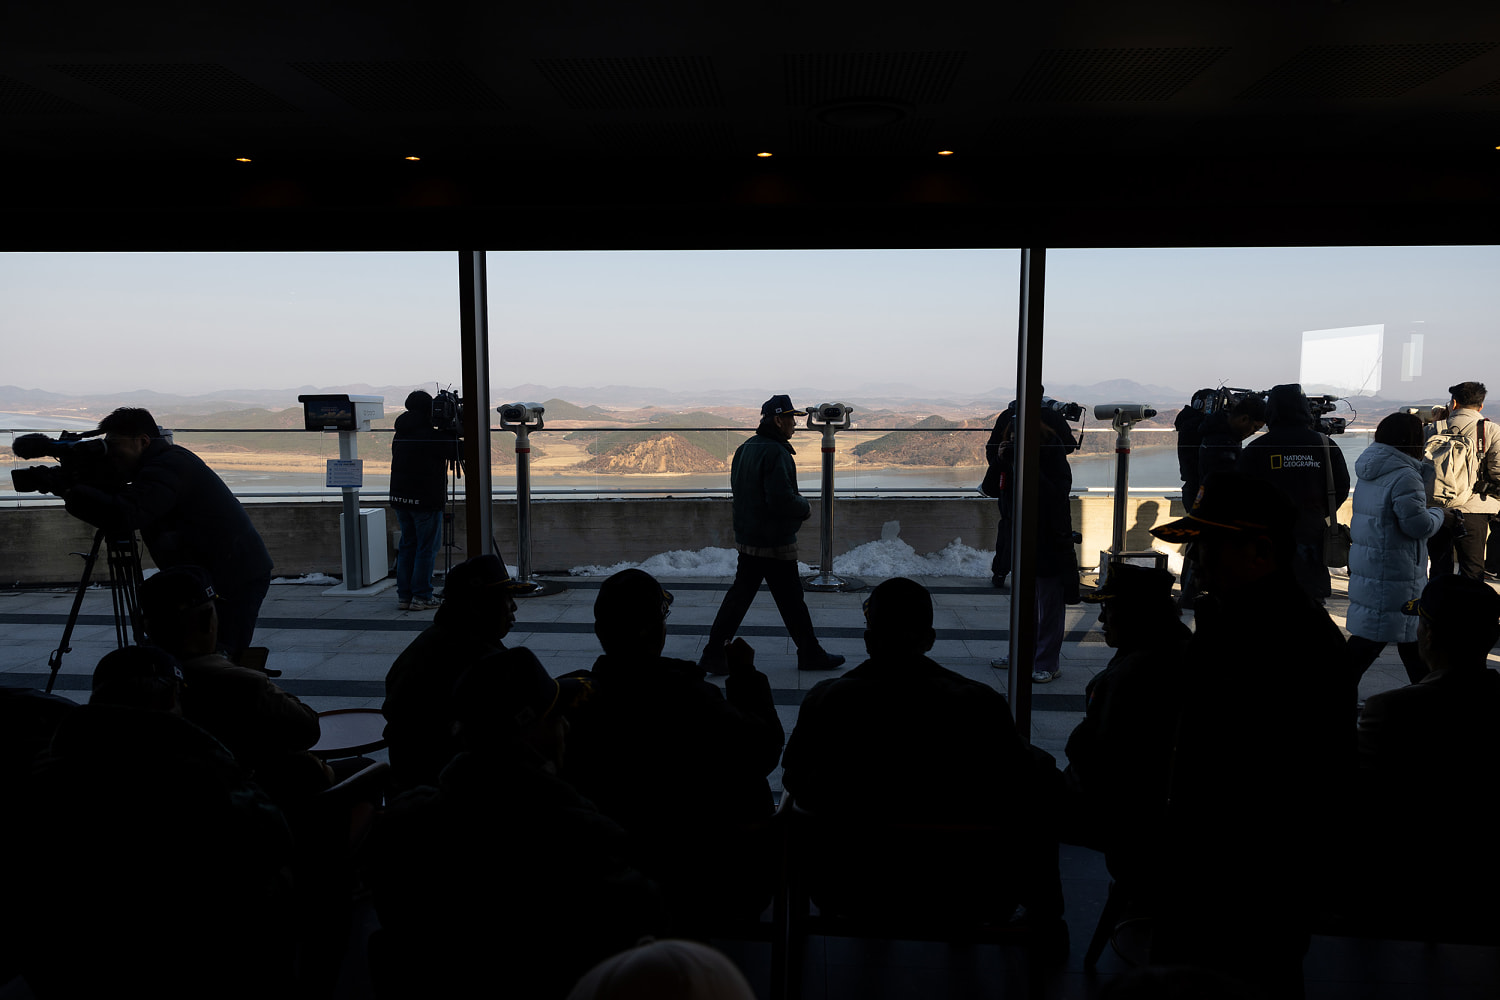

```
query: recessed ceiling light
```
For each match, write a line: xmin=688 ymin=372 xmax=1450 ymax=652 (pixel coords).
xmin=756 ymin=151 xmax=773 ymax=158
xmin=234 ymin=157 xmax=252 ymax=162
xmin=937 ymin=150 xmax=954 ymax=156
xmin=404 ymin=155 xmax=421 ymax=161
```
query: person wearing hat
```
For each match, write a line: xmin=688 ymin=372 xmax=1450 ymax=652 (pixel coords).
xmin=699 ymin=394 xmax=844 ymax=674
xmin=1062 ymin=562 xmax=1191 ymax=875
xmin=139 ymin=564 xmax=326 ymax=801
xmin=781 ymin=577 xmax=1065 ymax=934
xmin=1352 ymin=574 xmax=1500 ymax=926
xmin=1141 ymin=471 xmax=1351 ymax=992
xmin=61 ymin=406 xmax=273 ymax=659
xmin=367 ymin=646 xmax=663 ymax=999
xmin=382 ymin=553 xmax=530 ymax=792
xmin=390 ymin=389 xmax=461 ymax=611
xmin=567 ymin=569 xmax=784 ymax=928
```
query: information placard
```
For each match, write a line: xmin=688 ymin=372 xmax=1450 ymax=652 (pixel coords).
xmin=326 ymin=459 xmax=364 ymax=488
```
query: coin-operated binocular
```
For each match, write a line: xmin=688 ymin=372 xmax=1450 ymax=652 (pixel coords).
xmin=298 ymin=393 xmax=388 ymax=591
xmin=1092 ymin=403 xmax=1164 ymax=582
xmin=497 ymin=403 xmax=559 ymax=597
xmin=804 ymin=402 xmax=863 ymax=593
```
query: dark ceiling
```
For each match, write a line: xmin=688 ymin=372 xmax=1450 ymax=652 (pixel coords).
xmin=4 ymin=1 xmax=1499 ymax=248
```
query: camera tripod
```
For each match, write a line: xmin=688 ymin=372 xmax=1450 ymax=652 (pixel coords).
xmin=47 ymin=528 xmax=146 ymax=694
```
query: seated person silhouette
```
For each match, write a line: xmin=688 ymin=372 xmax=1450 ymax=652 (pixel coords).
xmin=12 ymin=647 xmax=294 ymax=999
xmin=1352 ymin=574 xmax=1500 ymax=928
xmin=382 ymin=553 xmax=528 ymax=793
xmin=1146 ymin=471 xmax=1351 ymax=995
xmin=1063 ymin=562 xmax=1191 ymax=869
xmin=780 ymin=576 xmax=1065 ymax=930
xmin=140 ymin=565 xmax=328 ymax=802
xmin=565 ymin=569 xmax=785 ymax=928
xmin=366 ymin=647 xmax=661 ymax=1000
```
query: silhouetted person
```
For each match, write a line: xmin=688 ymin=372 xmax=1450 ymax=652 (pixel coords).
xmin=62 ymin=406 xmax=273 ymax=657
xmin=781 ymin=577 xmax=1065 ymax=937
xmin=568 ymin=569 xmax=784 ymax=927
xmin=1149 ymin=472 xmax=1350 ymax=996
xmin=382 ymin=553 xmax=526 ymax=792
xmin=989 ymin=407 xmax=1079 ymax=682
xmin=13 ymin=701 xmax=294 ymax=999
xmin=1346 ymin=411 xmax=1443 ymax=689
xmin=1063 ymin=563 xmax=1192 ymax=869
xmin=1190 ymin=394 xmax=1265 ymax=507
xmin=699 ymin=394 xmax=844 ymax=673
xmin=140 ymin=565 xmax=327 ymax=802
xmin=1351 ymin=574 xmax=1500 ymax=928
xmin=367 ymin=647 xmax=661 ymax=1000
xmin=1236 ymin=384 xmax=1350 ymax=604
xmin=389 ymin=389 xmax=459 ymax=611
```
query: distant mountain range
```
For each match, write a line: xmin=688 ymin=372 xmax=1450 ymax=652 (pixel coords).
xmin=1 ymin=378 xmax=1450 ymax=424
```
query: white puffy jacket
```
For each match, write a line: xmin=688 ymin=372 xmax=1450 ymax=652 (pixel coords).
xmin=1346 ymin=443 xmax=1444 ymax=643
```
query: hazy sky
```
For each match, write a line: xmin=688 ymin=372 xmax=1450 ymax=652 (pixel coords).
xmin=3 ymin=246 xmax=1495 ymax=401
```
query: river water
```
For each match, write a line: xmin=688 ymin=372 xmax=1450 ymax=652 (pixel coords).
xmin=2 ymin=432 xmax=1374 ymax=500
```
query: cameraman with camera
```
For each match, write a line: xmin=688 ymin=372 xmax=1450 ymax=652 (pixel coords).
xmin=1235 ymin=384 xmax=1349 ymax=605
xmin=60 ymin=406 xmax=273 ymax=658
xmin=390 ymin=390 xmax=461 ymax=611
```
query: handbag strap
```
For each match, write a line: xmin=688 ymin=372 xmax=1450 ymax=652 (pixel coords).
xmin=1323 ymin=436 xmax=1338 ymax=528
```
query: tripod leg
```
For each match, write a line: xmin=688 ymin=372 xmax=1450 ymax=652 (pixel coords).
xmin=46 ymin=529 xmax=105 ymax=694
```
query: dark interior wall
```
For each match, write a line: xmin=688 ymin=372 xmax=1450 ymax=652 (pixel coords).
xmin=6 ymin=152 xmax=1498 ymax=251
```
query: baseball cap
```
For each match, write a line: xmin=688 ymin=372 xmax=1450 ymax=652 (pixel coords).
xmin=1151 ymin=471 xmax=1295 ymax=543
xmin=761 ymin=394 xmax=807 ymax=418
xmin=139 ymin=566 xmax=219 ymax=620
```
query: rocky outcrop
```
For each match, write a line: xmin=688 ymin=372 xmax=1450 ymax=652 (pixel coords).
xmin=574 ymin=433 xmax=728 ymax=474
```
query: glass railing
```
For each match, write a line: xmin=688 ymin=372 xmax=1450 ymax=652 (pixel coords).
xmin=3 ymin=423 xmax=1375 ymax=504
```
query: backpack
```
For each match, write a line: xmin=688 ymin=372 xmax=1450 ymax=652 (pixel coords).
xmin=1425 ymin=417 xmax=1488 ymax=508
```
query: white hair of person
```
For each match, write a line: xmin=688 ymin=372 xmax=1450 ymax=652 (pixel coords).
xmin=567 ymin=939 xmax=755 ymax=1000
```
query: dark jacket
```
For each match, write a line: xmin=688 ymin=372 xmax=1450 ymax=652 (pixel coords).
xmin=992 ymin=422 xmax=1077 ymax=579
xmin=366 ymin=743 xmax=662 ymax=999
xmin=1196 ymin=409 xmax=1246 ymax=492
xmin=782 ymin=651 xmax=1062 ymax=919
xmin=1236 ymin=386 xmax=1350 ymax=599
xmin=1148 ymin=574 xmax=1350 ymax=975
xmin=730 ymin=427 xmax=809 ymax=549
xmin=782 ymin=652 xmax=1029 ymax=821
xmin=382 ymin=613 xmax=508 ymax=792
xmin=567 ymin=653 xmax=784 ymax=831
xmin=389 ymin=409 xmax=457 ymax=511
xmin=65 ymin=437 xmax=273 ymax=594
xmin=564 ymin=652 xmax=784 ymax=923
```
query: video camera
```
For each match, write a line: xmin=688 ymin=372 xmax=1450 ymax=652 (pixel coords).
xmin=1306 ymin=394 xmax=1347 ymax=436
xmin=8 ymin=430 xmax=118 ymax=495
xmin=432 ymin=386 xmax=463 ymax=434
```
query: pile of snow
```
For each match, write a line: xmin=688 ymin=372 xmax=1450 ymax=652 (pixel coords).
xmin=271 ymin=572 xmax=341 ymax=586
xmin=571 ymin=528 xmax=995 ymax=580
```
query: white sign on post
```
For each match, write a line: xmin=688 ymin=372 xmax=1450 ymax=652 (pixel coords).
xmin=326 ymin=459 xmax=364 ymax=488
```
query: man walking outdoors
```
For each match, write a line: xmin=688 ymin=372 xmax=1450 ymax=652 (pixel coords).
xmin=699 ymin=394 xmax=844 ymax=674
